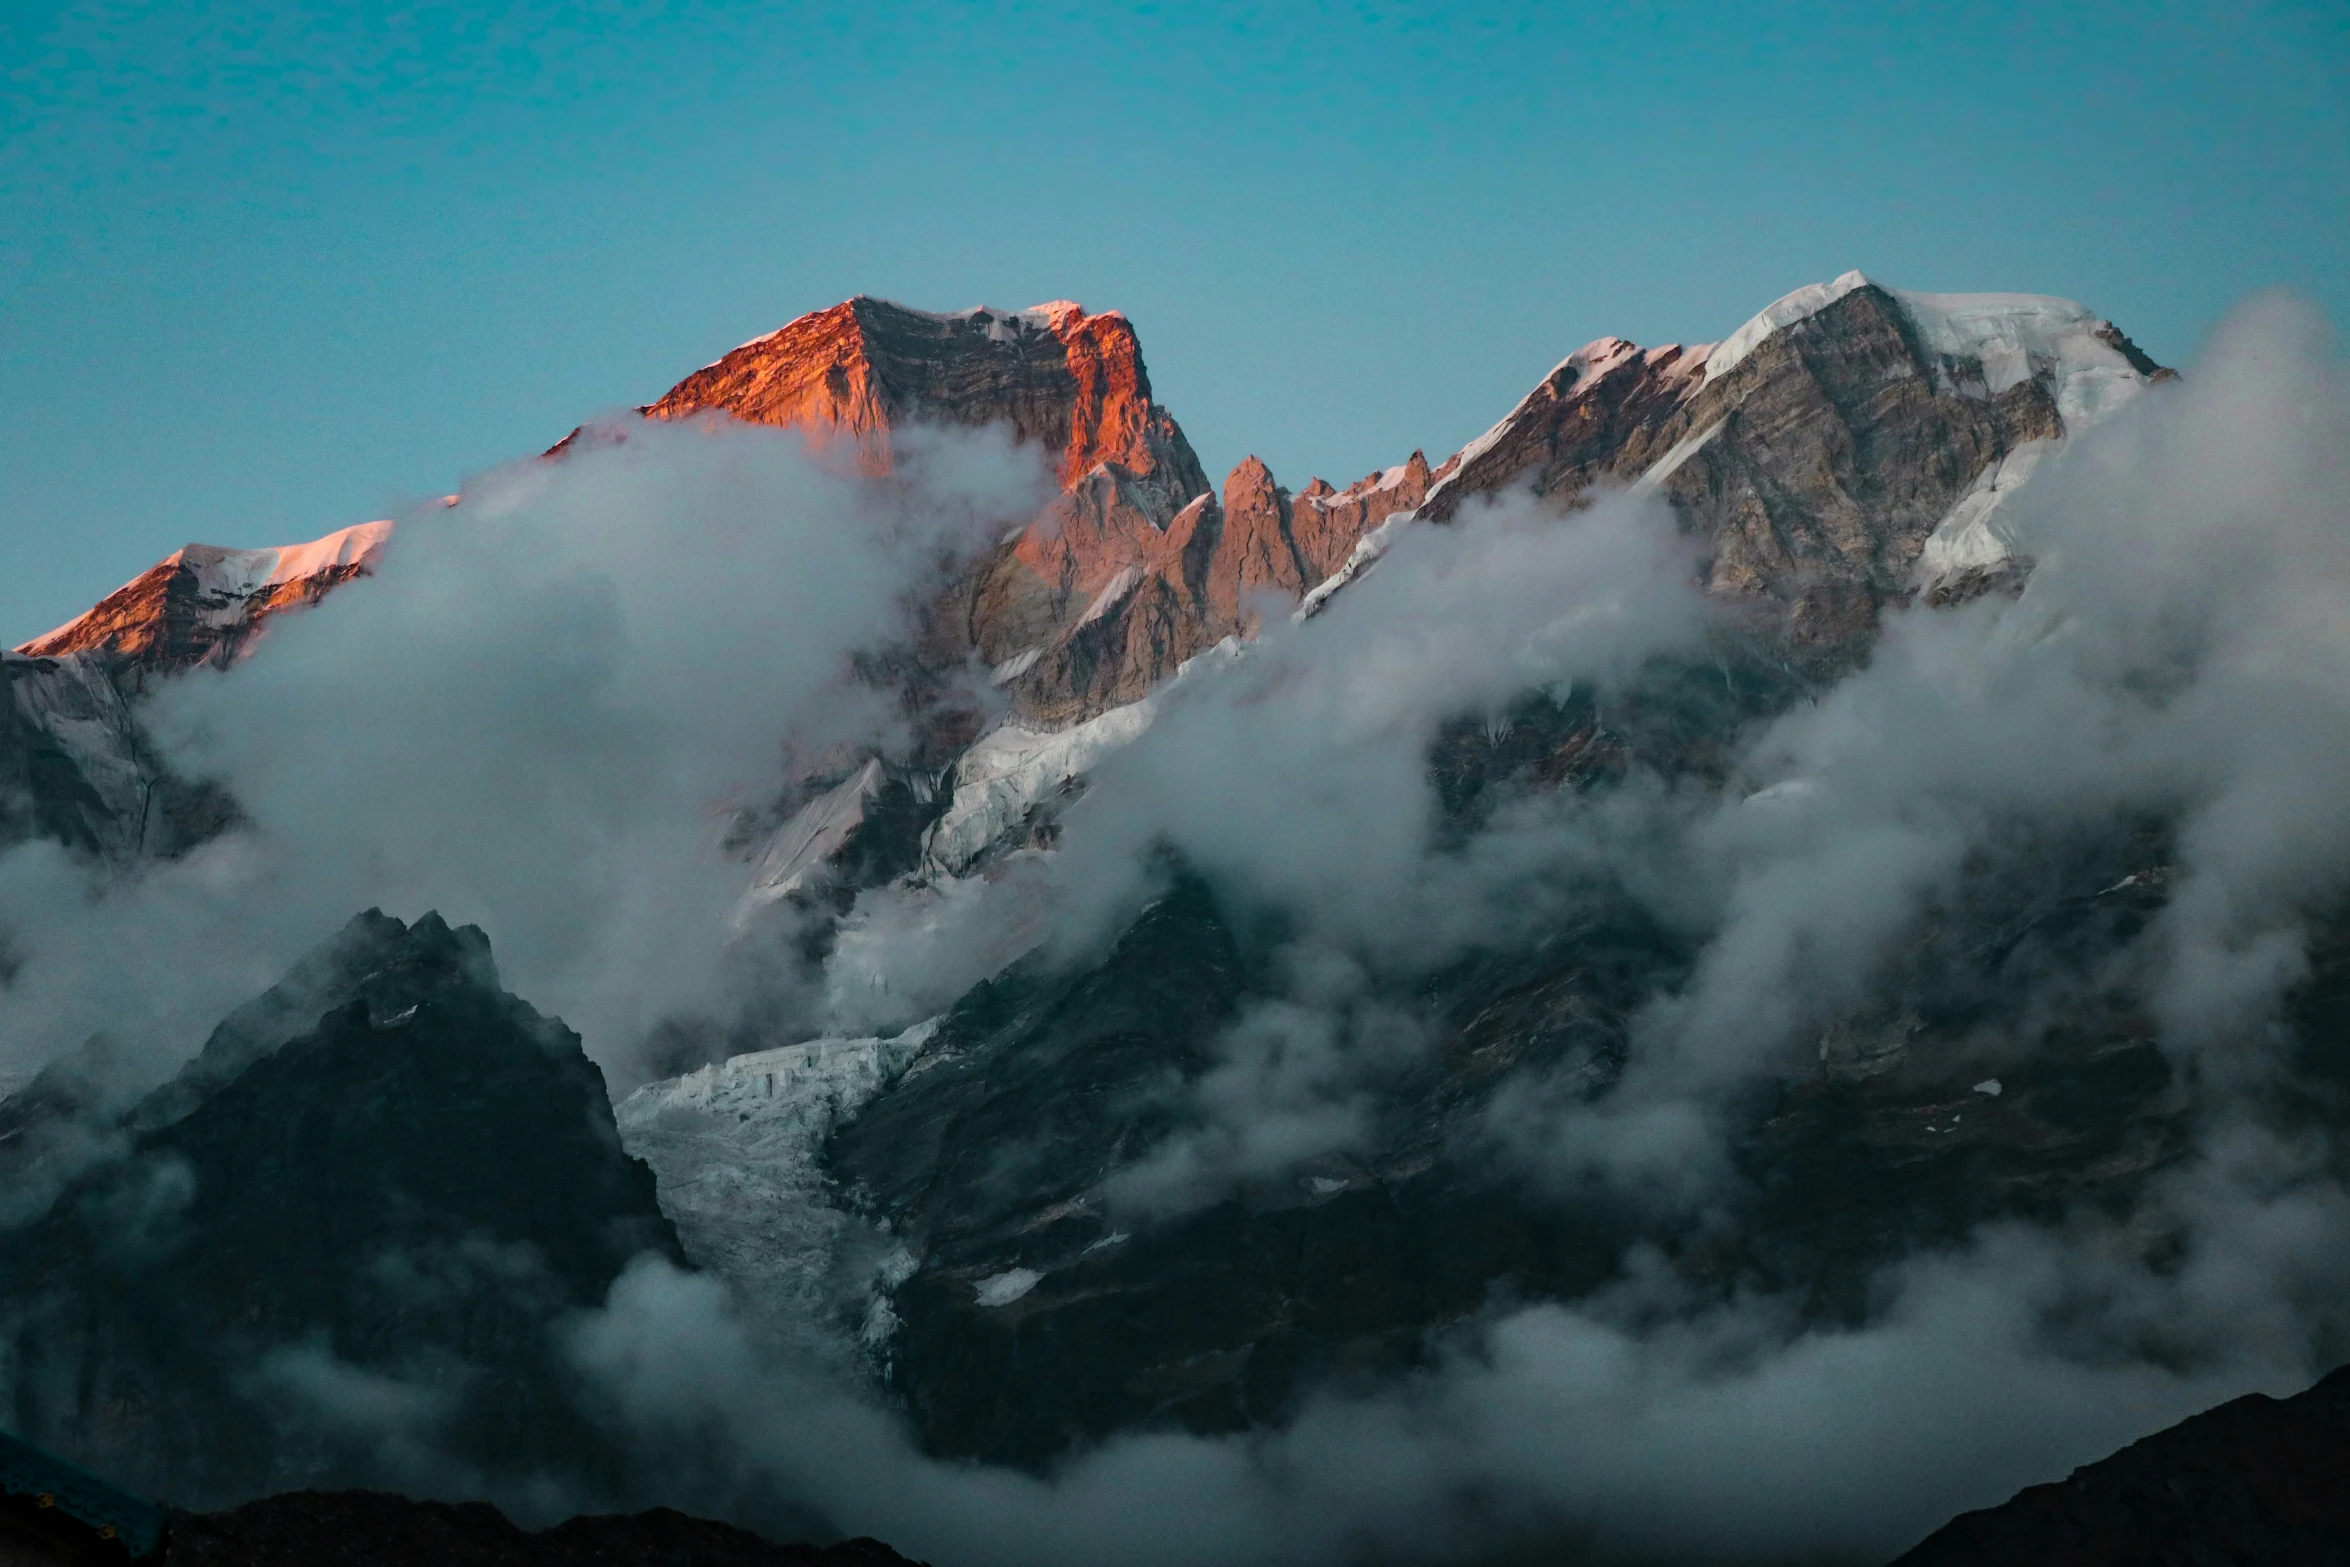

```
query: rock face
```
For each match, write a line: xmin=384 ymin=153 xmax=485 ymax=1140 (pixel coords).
xmin=0 ymin=652 xmax=231 ymax=861
xmin=629 ymin=295 xmax=1415 ymax=724
xmin=645 ymin=298 xmax=1204 ymax=512
xmin=0 ymin=912 xmax=679 ymax=1506
xmin=3 ymin=525 xmax=386 ymax=863
xmin=1373 ymin=274 xmax=2163 ymax=656
xmin=7 ymin=275 xmax=2166 ymax=865
xmin=1887 ymin=1363 xmax=2350 ymax=1565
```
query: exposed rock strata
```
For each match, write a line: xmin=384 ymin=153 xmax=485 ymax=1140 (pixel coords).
xmin=0 ymin=652 xmax=230 ymax=860
xmin=13 ymin=275 xmax=2166 ymax=782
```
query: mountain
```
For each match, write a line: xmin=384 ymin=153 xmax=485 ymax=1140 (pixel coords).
xmin=17 ymin=522 xmax=390 ymax=677
xmin=0 ymin=650 xmax=231 ymax=860
xmin=14 ymin=274 xmax=2164 ymax=755
xmin=0 ymin=911 xmax=678 ymax=1506
xmin=165 ymin=1491 xmax=922 ymax=1567
xmin=10 ymin=274 xmax=2163 ymax=889
xmin=6 ymin=273 xmax=2272 ymax=1558
xmin=1888 ymin=1363 xmax=2350 ymax=1564
xmin=1 ymin=524 xmax=387 ymax=861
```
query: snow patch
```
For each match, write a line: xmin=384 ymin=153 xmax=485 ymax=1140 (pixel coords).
xmin=1074 ymin=566 xmax=1142 ymax=631
xmin=1889 ymin=287 xmax=2149 ymax=428
xmin=1297 ymin=509 xmax=1416 ymax=620
xmin=973 ymin=1268 xmax=1042 ymax=1306
xmin=1903 ymin=293 xmax=2155 ymax=591
xmin=1913 ymin=442 xmax=2053 ymax=587
xmin=989 ymin=646 xmax=1044 ymax=686
xmin=734 ymin=759 xmax=886 ymax=924
xmin=1628 ymin=420 xmax=1725 ymax=499
xmin=1973 ymin=1079 xmax=2003 ymax=1097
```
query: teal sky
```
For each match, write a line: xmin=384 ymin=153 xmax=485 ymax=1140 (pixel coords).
xmin=4 ymin=1 xmax=2345 ymax=644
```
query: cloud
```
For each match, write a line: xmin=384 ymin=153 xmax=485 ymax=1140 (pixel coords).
xmin=13 ymin=294 xmax=2350 ymax=1567
xmin=0 ymin=415 xmax=1049 ymax=1100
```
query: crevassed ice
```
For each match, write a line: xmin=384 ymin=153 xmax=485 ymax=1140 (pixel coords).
xmin=615 ymin=1019 xmax=940 ymax=1356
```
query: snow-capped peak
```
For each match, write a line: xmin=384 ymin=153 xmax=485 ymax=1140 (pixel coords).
xmin=1704 ymin=270 xmax=1874 ymax=382
xmin=18 ymin=519 xmax=392 ymax=656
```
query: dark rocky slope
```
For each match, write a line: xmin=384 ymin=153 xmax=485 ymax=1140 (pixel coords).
xmin=0 ymin=913 xmax=679 ymax=1507
xmin=0 ymin=652 xmax=230 ymax=862
xmin=1888 ymin=1363 xmax=2350 ymax=1565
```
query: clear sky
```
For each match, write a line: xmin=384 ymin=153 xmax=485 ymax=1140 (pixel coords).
xmin=3 ymin=0 xmax=2344 ymax=645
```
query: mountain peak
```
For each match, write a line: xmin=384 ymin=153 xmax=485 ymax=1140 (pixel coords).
xmin=15 ymin=519 xmax=391 ymax=671
xmin=644 ymin=294 xmax=1201 ymax=500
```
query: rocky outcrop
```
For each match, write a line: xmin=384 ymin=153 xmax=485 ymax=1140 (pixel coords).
xmin=16 ymin=523 xmax=389 ymax=678
xmin=1379 ymin=275 xmax=2164 ymax=659
xmin=0 ymin=912 xmax=679 ymax=1506
xmin=629 ymin=295 xmax=1416 ymax=724
xmin=1887 ymin=1363 xmax=2350 ymax=1565
xmin=645 ymin=298 xmax=1204 ymax=513
xmin=15 ymin=275 xmax=2164 ymax=761
xmin=3 ymin=525 xmax=383 ymax=863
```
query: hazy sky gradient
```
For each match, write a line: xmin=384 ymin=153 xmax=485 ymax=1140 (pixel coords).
xmin=3 ymin=0 xmax=2344 ymax=643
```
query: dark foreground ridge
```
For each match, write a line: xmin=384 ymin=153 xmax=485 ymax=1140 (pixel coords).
xmin=163 ymin=1490 xmax=922 ymax=1567
xmin=1889 ymin=1363 xmax=2350 ymax=1565
xmin=8 ymin=1363 xmax=2350 ymax=1564
xmin=0 ymin=910 xmax=681 ymax=1505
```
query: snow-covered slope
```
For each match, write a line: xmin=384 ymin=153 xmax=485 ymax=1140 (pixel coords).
xmin=925 ymin=702 xmax=1160 ymax=874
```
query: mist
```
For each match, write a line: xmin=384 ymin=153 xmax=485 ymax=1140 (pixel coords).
xmin=4 ymin=294 xmax=2348 ymax=1565
xmin=565 ymin=294 xmax=2350 ymax=1564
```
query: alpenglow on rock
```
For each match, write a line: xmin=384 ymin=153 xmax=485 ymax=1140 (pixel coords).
xmin=8 ymin=275 xmax=2169 ymax=880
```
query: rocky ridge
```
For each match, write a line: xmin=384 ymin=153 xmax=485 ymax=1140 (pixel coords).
xmin=0 ymin=911 xmax=679 ymax=1506
xmin=17 ymin=522 xmax=390 ymax=677
xmin=6 ymin=275 xmax=2168 ymax=874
